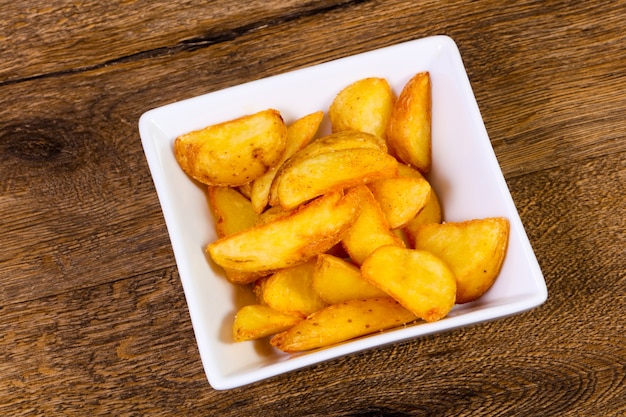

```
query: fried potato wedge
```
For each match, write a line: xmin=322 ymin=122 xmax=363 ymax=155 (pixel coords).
xmin=341 ymin=186 xmax=404 ymax=265
xmin=255 ymin=260 xmax=327 ymax=318
xmin=287 ymin=130 xmax=388 ymax=160
xmin=207 ymin=190 xmax=360 ymax=273
xmin=396 ymin=162 xmax=423 ymax=179
xmin=361 ymin=246 xmax=456 ymax=322
xmin=255 ymin=205 xmax=290 ymax=225
xmin=270 ymin=298 xmax=417 ymax=353
xmin=395 ymin=163 xmax=442 ymax=237
xmin=386 ymin=72 xmax=432 ymax=173
xmin=404 ymin=192 xmax=442 ymax=242
xmin=313 ymin=254 xmax=387 ymax=304
xmin=208 ymin=186 xmax=257 ymax=238
xmin=392 ymin=228 xmax=412 ymax=247
xmin=174 ymin=109 xmax=287 ymax=186
xmin=250 ymin=111 xmax=323 ymax=213
xmin=252 ymin=278 xmax=268 ymax=305
xmin=272 ymin=147 xmax=398 ymax=210
xmin=329 ymin=77 xmax=395 ymax=139
xmin=268 ymin=130 xmax=389 ymax=207
xmin=232 ymin=304 xmax=302 ymax=342
xmin=208 ymin=186 xmax=260 ymax=284
xmin=237 ymin=182 xmax=253 ymax=199
xmin=368 ymin=176 xmax=432 ymax=229
xmin=412 ymin=217 xmax=510 ymax=304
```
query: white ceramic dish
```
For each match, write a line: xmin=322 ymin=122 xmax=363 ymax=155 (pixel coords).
xmin=138 ymin=35 xmax=547 ymax=390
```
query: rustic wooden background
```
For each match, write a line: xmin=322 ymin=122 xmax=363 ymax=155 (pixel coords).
xmin=1 ymin=1 xmax=624 ymax=415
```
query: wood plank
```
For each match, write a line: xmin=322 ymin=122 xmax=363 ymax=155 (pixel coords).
xmin=0 ymin=267 xmax=205 ymax=414
xmin=0 ymin=0 xmax=357 ymax=83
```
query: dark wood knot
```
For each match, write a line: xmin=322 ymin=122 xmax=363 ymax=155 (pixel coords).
xmin=4 ymin=126 xmax=64 ymax=161
xmin=1 ymin=119 xmax=87 ymax=171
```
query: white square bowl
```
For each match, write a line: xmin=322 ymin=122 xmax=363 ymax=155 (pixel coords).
xmin=138 ymin=35 xmax=547 ymax=390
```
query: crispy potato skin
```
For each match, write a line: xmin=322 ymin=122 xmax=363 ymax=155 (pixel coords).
xmin=208 ymin=186 xmax=257 ymax=238
xmin=394 ymin=163 xmax=442 ymax=235
xmin=273 ymin=147 xmax=398 ymax=210
xmin=282 ymin=130 xmax=388 ymax=162
xmin=386 ymin=72 xmax=432 ymax=173
xmin=207 ymin=190 xmax=360 ymax=273
xmin=329 ymin=77 xmax=395 ymax=139
xmin=313 ymin=254 xmax=387 ymax=304
xmin=413 ymin=217 xmax=510 ymax=304
xmin=361 ymin=246 xmax=457 ymax=322
xmin=250 ymin=111 xmax=323 ymax=213
xmin=268 ymin=130 xmax=392 ymax=209
xmin=270 ymin=298 xmax=417 ymax=353
xmin=207 ymin=186 xmax=260 ymax=284
xmin=341 ymin=185 xmax=404 ymax=265
xmin=257 ymin=260 xmax=328 ymax=318
xmin=368 ymin=176 xmax=432 ymax=229
xmin=174 ymin=109 xmax=287 ymax=186
xmin=232 ymin=304 xmax=302 ymax=342
xmin=403 ymin=191 xmax=442 ymax=242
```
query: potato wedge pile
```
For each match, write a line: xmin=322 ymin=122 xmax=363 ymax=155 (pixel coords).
xmin=174 ymin=72 xmax=510 ymax=353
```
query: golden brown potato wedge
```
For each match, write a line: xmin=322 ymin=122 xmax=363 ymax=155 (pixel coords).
xmin=412 ymin=217 xmax=510 ymax=304
xmin=368 ymin=176 xmax=432 ymax=229
xmin=395 ymin=163 xmax=442 ymax=237
xmin=208 ymin=186 xmax=258 ymax=238
xmin=255 ymin=205 xmax=290 ymax=225
xmin=396 ymin=162 xmax=424 ymax=179
xmin=174 ymin=109 xmax=287 ymax=186
xmin=361 ymin=246 xmax=457 ymax=322
xmin=404 ymin=197 xmax=440 ymax=240
xmin=255 ymin=260 xmax=327 ymax=318
xmin=207 ymin=186 xmax=260 ymax=284
xmin=252 ymin=278 xmax=268 ymax=305
xmin=329 ymin=77 xmax=395 ymax=139
xmin=341 ymin=186 xmax=404 ymax=265
xmin=268 ymin=130 xmax=389 ymax=207
xmin=312 ymin=254 xmax=387 ymax=304
xmin=392 ymin=228 xmax=412 ymax=248
xmin=272 ymin=147 xmax=398 ymax=210
xmin=404 ymin=193 xmax=442 ymax=242
xmin=250 ymin=111 xmax=323 ymax=213
xmin=386 ymin=72 xmax=432 ymax=173
xmin=232 ymin=304 xmax=302 ymax=342
xmin=237 ymin=182 xmax=253 ymax=199
xmin=207 ymin=190 xmax=360 ymax=273
xmin=270 ymin=298 xmax=417 ymax=353
xmin=287 ymin=130 xmax=388 ymax=159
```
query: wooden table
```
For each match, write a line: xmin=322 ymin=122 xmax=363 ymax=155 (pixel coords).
xmin=2 ymin=1 xmax=624 ymax=415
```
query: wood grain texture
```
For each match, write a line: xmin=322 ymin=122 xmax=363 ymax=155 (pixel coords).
xmin=0 ymin=0 xmax=360 ymax=83
xmin=1 ymin=0 xmax=625 ymax=415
